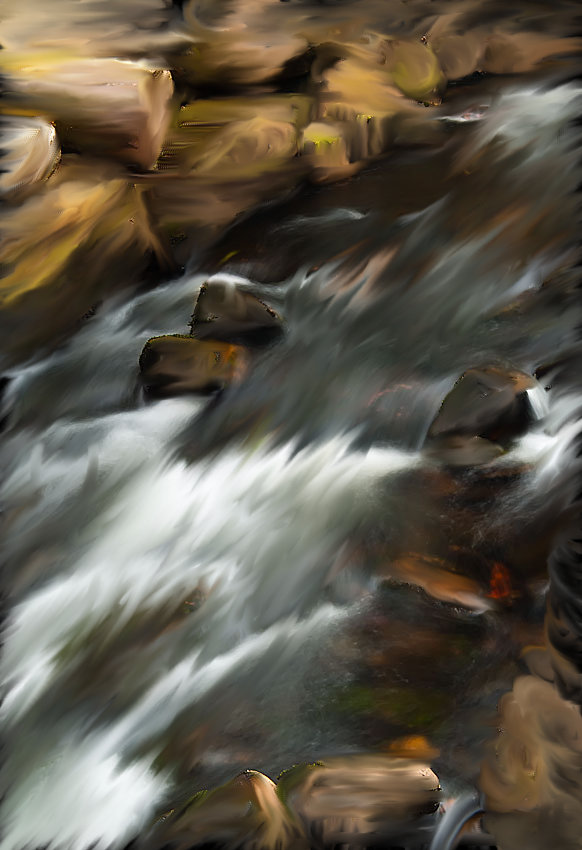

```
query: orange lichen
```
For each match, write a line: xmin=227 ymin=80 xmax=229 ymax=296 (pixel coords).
xmin=488 ymin=562 xmax=512 ymax=600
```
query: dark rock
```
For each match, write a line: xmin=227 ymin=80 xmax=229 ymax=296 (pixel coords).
xmin=428 ymin=366 xmax=536 ymax=445
xmin=190 ymin=279 xmax=282 ymax=345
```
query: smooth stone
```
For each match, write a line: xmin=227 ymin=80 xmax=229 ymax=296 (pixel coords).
xmin=278 ymin=756 xmax=440 ymax=843
xmin=428 ymin=366 xmax=536 ymax=443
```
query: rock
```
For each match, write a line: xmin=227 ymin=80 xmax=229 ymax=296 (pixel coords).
xmin=0 ymin=116 xmax=60 ymax=196
xmin=313 ymin=56 xmax=442 ymax=172
xmin=0 ymin=0 xmax=180 ymax=61
xmin=191 ymin=279 xmax=282 ymax=344
xmin=1 ymin=57 xmax=173 ymax=169
xmin=423 ymin=365 xmax=541 ymax=467
xmin=481 ymin=31 xmax=581 ymax=75
xmin=180 ymin=117 xmax=298 ymax=179
xmin=322 ymin=57 xmax=412 ymax=126
xmin=277 ymin=756 xmax=440 ymax=845
xmin=425 ymin=15 xmax=485 ymax=82
xmin=382 ymin=40 xmax=445 ymax=104
xmin=385 ymin=553 xmax=493 ymax=612
xmin=427 ymin=366 xmax=537 ymax=444
xmin=179 ymin=0 xmax=308 ymax=87
xmin=299 ymin=121 xmax=355 ymax=178
xmin=145 ymin=95 xmax=311 ymax=257
xmin=155 ymin=770 xmax=301 ymax=850
xmin=0 ymin=159 xmax=165 ymax=364
xmin=141 ymin=165 xmax=306 ymax=265
xmin=158 ymin=95 xmax=312 ymax=177
xmin=139 ymin=335 xmax=249 ymax=397
xmin=482 ymin=675 xmax=582 ymax=850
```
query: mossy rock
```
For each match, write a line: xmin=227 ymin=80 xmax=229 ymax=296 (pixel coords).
xmin=383 ymin=40 xmax=445 ymax=104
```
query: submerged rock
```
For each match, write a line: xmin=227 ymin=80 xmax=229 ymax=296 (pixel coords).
xmin=139 ymin=334 xmax=249 ymax=397
xmin=424 ymin=434 xmax=505 ymax=467
xmin=191 ymin=279 xmax=282 ymax=344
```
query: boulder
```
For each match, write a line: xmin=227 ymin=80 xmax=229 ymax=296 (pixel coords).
xmin=139 ymin=334 xmax=249 ymax=397
xmin=0 ymin=159 xmax=165 ymax=364
xmin=191 ymin=279 xmax=282 ymax=344
xmin=277 ymin=756 xmax=440 ymax=845
xmin=179 ymin=0 xmax=308 ymax=87
xmin=428 ymin=366 xmax=537 ymax=444
xmin=382 ymin=40 xmax=445 ymax=104
xmin=1 ymin=57 xmax=173 ymax=169
xmin=154 ymin=770 xmax=300 ymax=850
xmin=157 ymin=96 xmax=311 ymax=177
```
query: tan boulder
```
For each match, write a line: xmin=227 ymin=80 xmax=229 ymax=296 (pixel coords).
xmin=0 ymin=56 xmax=173 ymax=169
xmin=179 ymin=0 xmax=308 ymax=87
xmin=156 ymin=770 xmax=300 ymax=850
xmin=0 ymin=159 xmax=165 ymax=362
xmin=277 ymin=756 xmax=440 ymax=845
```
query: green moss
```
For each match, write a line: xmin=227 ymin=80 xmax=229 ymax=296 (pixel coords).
xmin=335 ymin=683 xmax=451 ymax=731
xmin=276 ymin=762 xmax=325 ymax=804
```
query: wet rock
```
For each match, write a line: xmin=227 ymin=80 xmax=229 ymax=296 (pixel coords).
xmin=2 ymin=58 xmax=173 ymax=169
xmin=179 ymin=0 xmax=308 ymax=87
xmin=157 ymin=757 xmax=441 ymax=849
xmin=428 ymin=366 xmax=537 ymax=445
xmin=155 ymin=769 xmax=300 ymax=850
xmin=158 ymin=98 xmax=307 ymax=179
xmin=0 ymin=116 xmax=60 ymax=196
xmin=313 ymin=56 xmax=443 ymax=174
xmin=139 ymin=334 xmax=249 ymax=397
xmin=191 ymin=279 xmax=282 ymax=345
xmin=427 ymin=23 xmax=484 ymax=83
xmin=384 ymin=552 xmax=493 ymax=612
xmin=481 ymin=31 xmax=580 ymax=75
xmin=277 ymin=756 xmax=441 ymax=845
xmin=301 ymin=121 xmax=350 ymax=168
xmin=382 ymin=40 xmax=445 ymax=104
xmin=0 ymin=159 xmax=165 ymax=364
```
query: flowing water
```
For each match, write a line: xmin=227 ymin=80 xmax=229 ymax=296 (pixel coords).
xmin=1 ymin=14 xmax=582 ymax=850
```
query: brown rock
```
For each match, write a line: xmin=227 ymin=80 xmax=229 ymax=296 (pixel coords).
xmin=0 ymin=159 xmax=166 ymax=364
xmin=277 ymin=756 xmax=440 ymax=845
xmin=156 ymin=770 xmax=301 ymax=850
xmin=1 ymin=57 xmax=173 ymax=169
xmin=139 ymin=335 xmax=249 ymax=397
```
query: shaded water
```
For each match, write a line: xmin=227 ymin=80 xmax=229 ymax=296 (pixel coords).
xmin=1 ymin=4 xmax=582 ymax=850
